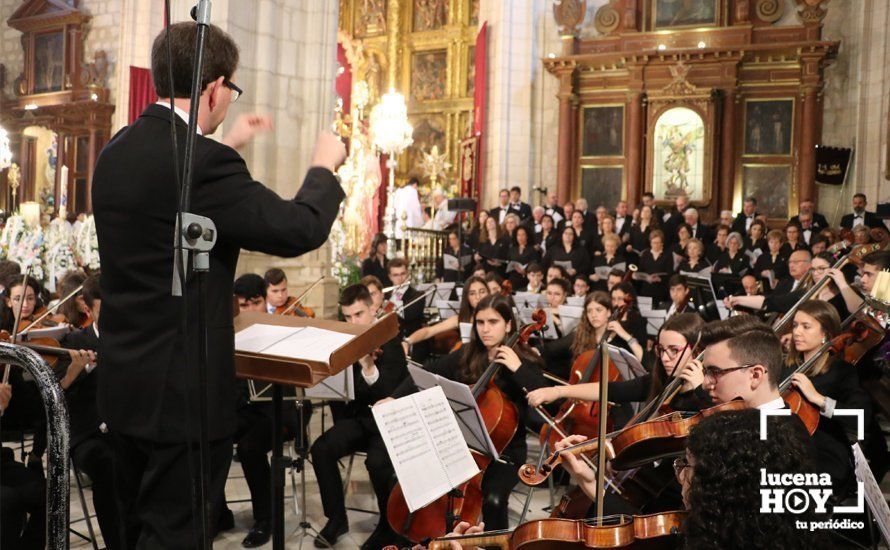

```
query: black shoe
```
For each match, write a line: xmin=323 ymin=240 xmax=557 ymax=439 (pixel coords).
xmin=314 ymin=517 xmax=348 ymax=548
xmin=241 ymin=520 xmax=271 ymax=548
xmin=216 ymin=507 xmax=235 ymax=534
xmin=360 ymin=523 xmax=402 ymax=550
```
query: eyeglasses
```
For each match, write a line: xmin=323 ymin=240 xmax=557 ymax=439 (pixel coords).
xmin=702 ymin=363 xmax=757 ymax=382
xmin=655 ymin=343 xmax=688 ymax=358
xmin=673 ymin=456 xmax=691 ymax=479
xmin=223 ymin=79 xmax=243 ymax=102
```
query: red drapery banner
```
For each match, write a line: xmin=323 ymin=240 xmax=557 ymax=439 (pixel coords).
xmin=128 ymin=66 xmax=157 ymax=125
xmin=471 ymin=22 xmax=488 ymax=211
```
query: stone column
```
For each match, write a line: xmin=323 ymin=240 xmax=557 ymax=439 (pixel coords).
xmin=799 ymin=84 xmax=820 ymax=204
xmin=555 ymin=67 xmax=575 ymax=204
xmin=625 ymin=91 xmax=643 ymax=208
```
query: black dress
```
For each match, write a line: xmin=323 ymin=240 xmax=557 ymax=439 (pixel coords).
xmin=628 ymin=223 xmax=654 ymax=253
xmin=780 ymin=241 xmax=810 ymax=257
xmin=636 ymin=249 xmax=674 ymax=302
xmin=677 ymin=258 xmax=710 ymax=274
xmin=753 ymin=251 xmax=789 ymax=292
xmin=477 ymin=236 xmax=510 ymax=276
xmin=507 ymin=244 xmax=541 ymax=290
xmin=590 ymin=253 xmax=626 ymax=291
xmin=436 ymin=243 xmax=473 ymax=283
xmin=392 ymin=349 xmax=546 ymax=530
xmin=361 ymin=255 xmax=391 ymax=287
xmin=536 ymin=229 xmax=560 ymax=256
xmin=705 ymin=243 xmax=727 ymax=264
xmin=712 ymin=251 xmax=750 ymax=277
xmin=545 ymin=244 xmax=591 ymax=279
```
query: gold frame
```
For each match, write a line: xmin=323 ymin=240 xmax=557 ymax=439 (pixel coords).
xmin=741 ymin=97 xmax=796 ymax=158
xmin=578 ymin=104 xmax=626 ymax=158
xmin=649 ymin=0 xmax=722 ymax=31
xmin=739 ymin=163 xmax=793 ymax=220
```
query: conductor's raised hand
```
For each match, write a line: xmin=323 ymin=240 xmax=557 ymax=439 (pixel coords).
xmin=222 ymin=113 xmax=273 ymax=150
xmin=311 ymin=131 xmax=348 ymax=173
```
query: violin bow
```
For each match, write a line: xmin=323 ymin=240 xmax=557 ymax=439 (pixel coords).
xmin=280 ymin=275 xmax=324 ymax=316
xmin=20 ymin=283 xmax=84 ymax=335
xmin=3 ymin=267 xmax=31 ymax=385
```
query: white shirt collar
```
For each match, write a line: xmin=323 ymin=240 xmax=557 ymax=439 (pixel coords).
xmin=155 ymin=101 xmax=204 ymax=135
xmin=757 ymin=397 xmax=786 ymax=411
xmin=92 ymin=322 xmax=99 ymax=338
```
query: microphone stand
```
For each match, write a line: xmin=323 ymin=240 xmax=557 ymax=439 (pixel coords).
xmin=170 ymin=2 xmax=218 ymax=548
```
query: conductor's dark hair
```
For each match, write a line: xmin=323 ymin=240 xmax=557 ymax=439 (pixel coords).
xmin=151 ymin=22 xmax=240 ymax=98
xmin=684 ymin=409 xmax=824 ymax=550
xmin=339 ymin=284 xmax=373 ymax=308
xmin=82 ymin=274 xmax=101 ymax=308
xmin=263 ymin=268 xmax=287 ymax=286
xmin=233 ymin=274 xmax=266 ymax=300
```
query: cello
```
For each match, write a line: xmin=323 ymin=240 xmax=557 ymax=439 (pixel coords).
xmin=387 ymin=309 xmax=547 ymax=542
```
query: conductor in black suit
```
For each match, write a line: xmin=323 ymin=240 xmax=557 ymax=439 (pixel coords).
xmin=91 ymin=23 xmax=346 ymax=549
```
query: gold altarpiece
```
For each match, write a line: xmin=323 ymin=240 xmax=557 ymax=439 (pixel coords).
xmin=548 ymin=0 xmax=837 ymax=224
xmin=338 ymin=0 xmax=480 ymax=193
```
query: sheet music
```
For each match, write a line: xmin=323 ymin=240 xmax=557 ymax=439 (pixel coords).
xmin=707 ymin=275 xmax=730 ymax=320
xmin=235 ymin=324 xmax=354 ymax=362
xmin=558 ymin=305 xmax=583 ymax=334
xmin=593 ymin=265 xmax=613 ymax=279
xmin=506 ymin=261 xmax=527 ymax=274
xmin=852 ymin=443 xmax=890 ymax=545
xmin=443 ymin=254 xmax=459 ymax=271
xmin=565 ymin=296 xmax=585 ymax=307
xmin=553 ymin=260 xmax=573 ymax=271
xmin=304 ymin=365 xmax=355 ymax=400
xmin=514 ymin=292 xmax=546 ymax=309
xmin=680 ymin=266 xmax=712 ymax=278
xmin=435 ymin=300 xmax=460 ymax=319
xmin=672 ymin=252 xmax=684 ymax=271
xmin=373 ymin=386 xmax=480 ymax=512
xmin=434 ymin=283 xmax=455 ymax=302
xmin=459 ymin=322 xmax=472 ymax=343
xmin=607 ymin=344 xmax=647 ymax=379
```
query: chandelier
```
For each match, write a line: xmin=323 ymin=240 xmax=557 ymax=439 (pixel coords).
xmin=369 ymin=89 xmax=413 ymax=244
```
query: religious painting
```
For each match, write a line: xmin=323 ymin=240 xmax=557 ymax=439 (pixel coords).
xmin=742 ymin=165 xmax=791 ymax=219
xmin=581 ymin=167 xmax=624 ymax=210
xmin=407 ymin=116 xmax=447 ymax=179
xmin=411 ymin=50 xmax=447 ymax=101
xmin=33 ymin=31 xmax=65 ymax=93
xmin=651 ymin=107 xmax=706 ymax=201
xmin=581 ymin=106 xmax=624 ymax=157
xmin=355 ymin=0 xmax=387 ymax=37
xmin=652 ymin=0 xmax=718 ymax=29
xmin=467 ymin=46 xmax=476 ymax=97
xmin=744 ymin=99 xmax=794 ymax=156
xmin=413 ymin=0 xmax=448 ymax=31
xmin=469 ymin=0 xmax=480 ymax=26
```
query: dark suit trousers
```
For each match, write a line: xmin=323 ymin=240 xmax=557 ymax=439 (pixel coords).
xmin=309 ymin=415 xmax=395 ymax=526
xmin=234 ymin=404 xmax=275 ymax=523
xmin=110 ymin=433 xmax=232 ymax=550
xmin=73 ymin=434 xmax=124 ymax=549
xmin=0 ymin=449 xmax=45 ymax=549
xmin=480 ymin=438 xmax=526 ymax=531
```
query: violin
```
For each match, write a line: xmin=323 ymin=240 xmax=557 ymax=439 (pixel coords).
xmin=0 ymin=330 xmax=70 ymax=369
xmin=387 ymin=309 xmax=547 ymax=542
xmin=539 ymin=295 xmax=633 ymax=453
xmin=274 ymin=296 xmax=315 ymax=318
xmin=425 ymin=511 xmax=686 ymax=550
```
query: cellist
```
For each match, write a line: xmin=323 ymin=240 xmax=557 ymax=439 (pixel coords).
xmin=382 ymin=294 xmax=547 ymax=530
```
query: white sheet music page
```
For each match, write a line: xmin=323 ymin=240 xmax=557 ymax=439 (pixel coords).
xmin=235 ymin=324 xmax=354 ymax=362
xmin=373 ymin=386 xmax=479 ymax=512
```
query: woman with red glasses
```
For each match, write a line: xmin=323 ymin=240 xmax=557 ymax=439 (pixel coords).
xmin=528 ymin=312 xmax=708 ymax=416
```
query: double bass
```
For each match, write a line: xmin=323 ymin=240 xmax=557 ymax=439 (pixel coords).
xmin=386 ymin=309 xmax=547 ymax=542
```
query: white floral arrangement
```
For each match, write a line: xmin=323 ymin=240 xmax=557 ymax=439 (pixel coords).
xmin=7 ymin=221 xmax=46 ymax=283
xmin=44 ymin=219 xmax=77 ymax=291
xmin=74 ymin=214 xmax=100 ymax=271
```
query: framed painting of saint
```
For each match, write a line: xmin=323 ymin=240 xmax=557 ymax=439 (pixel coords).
xmin=742 ymin=165 xmax=791 ymax=219
xmin=411 ymin=50 xmax=447 ymax=101
xmin=581 ymin=106 xmax=624 ymax=157
xmin=651 ymin=106 xmax=706 ymax=201
xmin=652 ymin=0 xmax=719 ymax=29
xmin=33 ymin=31 xmax=65 ymax=93
xmin=744 ymin=99 xmax=794 ymax=156
xmin=580 ymin=167 xmax=624 ymax=210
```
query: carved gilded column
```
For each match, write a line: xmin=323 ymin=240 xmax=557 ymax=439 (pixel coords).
xmin=555 ymin=65 xmax=576 ymax=204
xmin=386 ymin=0 xmax=400 ymax=90
xmin=626 ymin=92 xmax=643 ymax=208
xmin=799 ymin=85 xmax=819 ymax=202
xmin=720 ymin=89 xmax=736 ymax=212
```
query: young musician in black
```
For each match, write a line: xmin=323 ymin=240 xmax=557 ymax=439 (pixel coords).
xmin=386 ymin=294 xmax=547 ymax=531
xmin=662 ymin=274 xmax=694 ymax=318
xmin=57 ymin=275 xmax=124 ymax=549
xmin=361 ymin=233 xmax=392 ymax=287
xmin=92 ymin=23 xmax=346 ymax=547
xmin=385 ymin=258 xmax=425 ymax=340
xmin=311 ymin=285 xmax=408 ymax=549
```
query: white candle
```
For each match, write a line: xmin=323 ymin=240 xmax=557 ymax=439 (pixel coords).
xmin=58 ymin=165 xmax=68 ymax=218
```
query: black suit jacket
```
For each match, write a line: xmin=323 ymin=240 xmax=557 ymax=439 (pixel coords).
xmin=336 ymin=338 xmax=407 ymax=420
xmin=92 ymin=104 xmax=344 ymax=443
xmin=688 ymin=223 xmax=712 ymax=243
xmin=790 ymin=212 xmax=829 ymax=231
xmin=508 ymin=201 xmax=532 ymax=220
xmin=388 ymin=285 xmax=425 ymax=338
xmin=731 ymin=213 xmax=758 ymax=235
xmin=489 ymin=206 xmax=509 ymax=224
xmin=840 ymin=211 xmax=880 ymax=229
xmin=614 ymin=214 xmax=633 ymax=237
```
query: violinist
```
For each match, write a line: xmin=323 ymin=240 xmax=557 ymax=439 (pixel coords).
xmin=311 ymin=285 xmax=408 ymax=549
xmin=264 ymin=268 xmax=313 ymax=317
xmin=662 ymin=275 xmax=693 ymax=318
xmin=360 ymin=275 xmax=385 ymax=314
xmin=385 ymin=258 xmax=425 ymax=341
xmin=553 ymin=409 xmax=826 ymax=549
xmin=57 ymin=274 xmax=123 ymax=549
xmin=484 ymin=271 xmax=506 ymax=296
xmin=361 ymin=232 xmax=392 ymax=287
xmin=403 ymin=275 xmax=489 ymax=355
xmin=741 ymin=274 xmax=761 ymax=297
xmin=544 ymin=278 xmax=570 ymax=339
xmin=699 ymin=316 xmax=855 ymax=496
xmin=387 ymin=294 xmax=547 ymax=530
xmin=609 ymin=282 xmax=648 ymax=348
xmin=522 ymin=262 xmax=545 ymax=294
xmin=1 ymin=276 xmax=45 ymax=333
xmin=783 ymin=300 xmax=871 ymax=446
xmin=530 ymin=313 xmax=703 ymax=431
xmin=57 ymin=269 xmax=92 ymax=328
